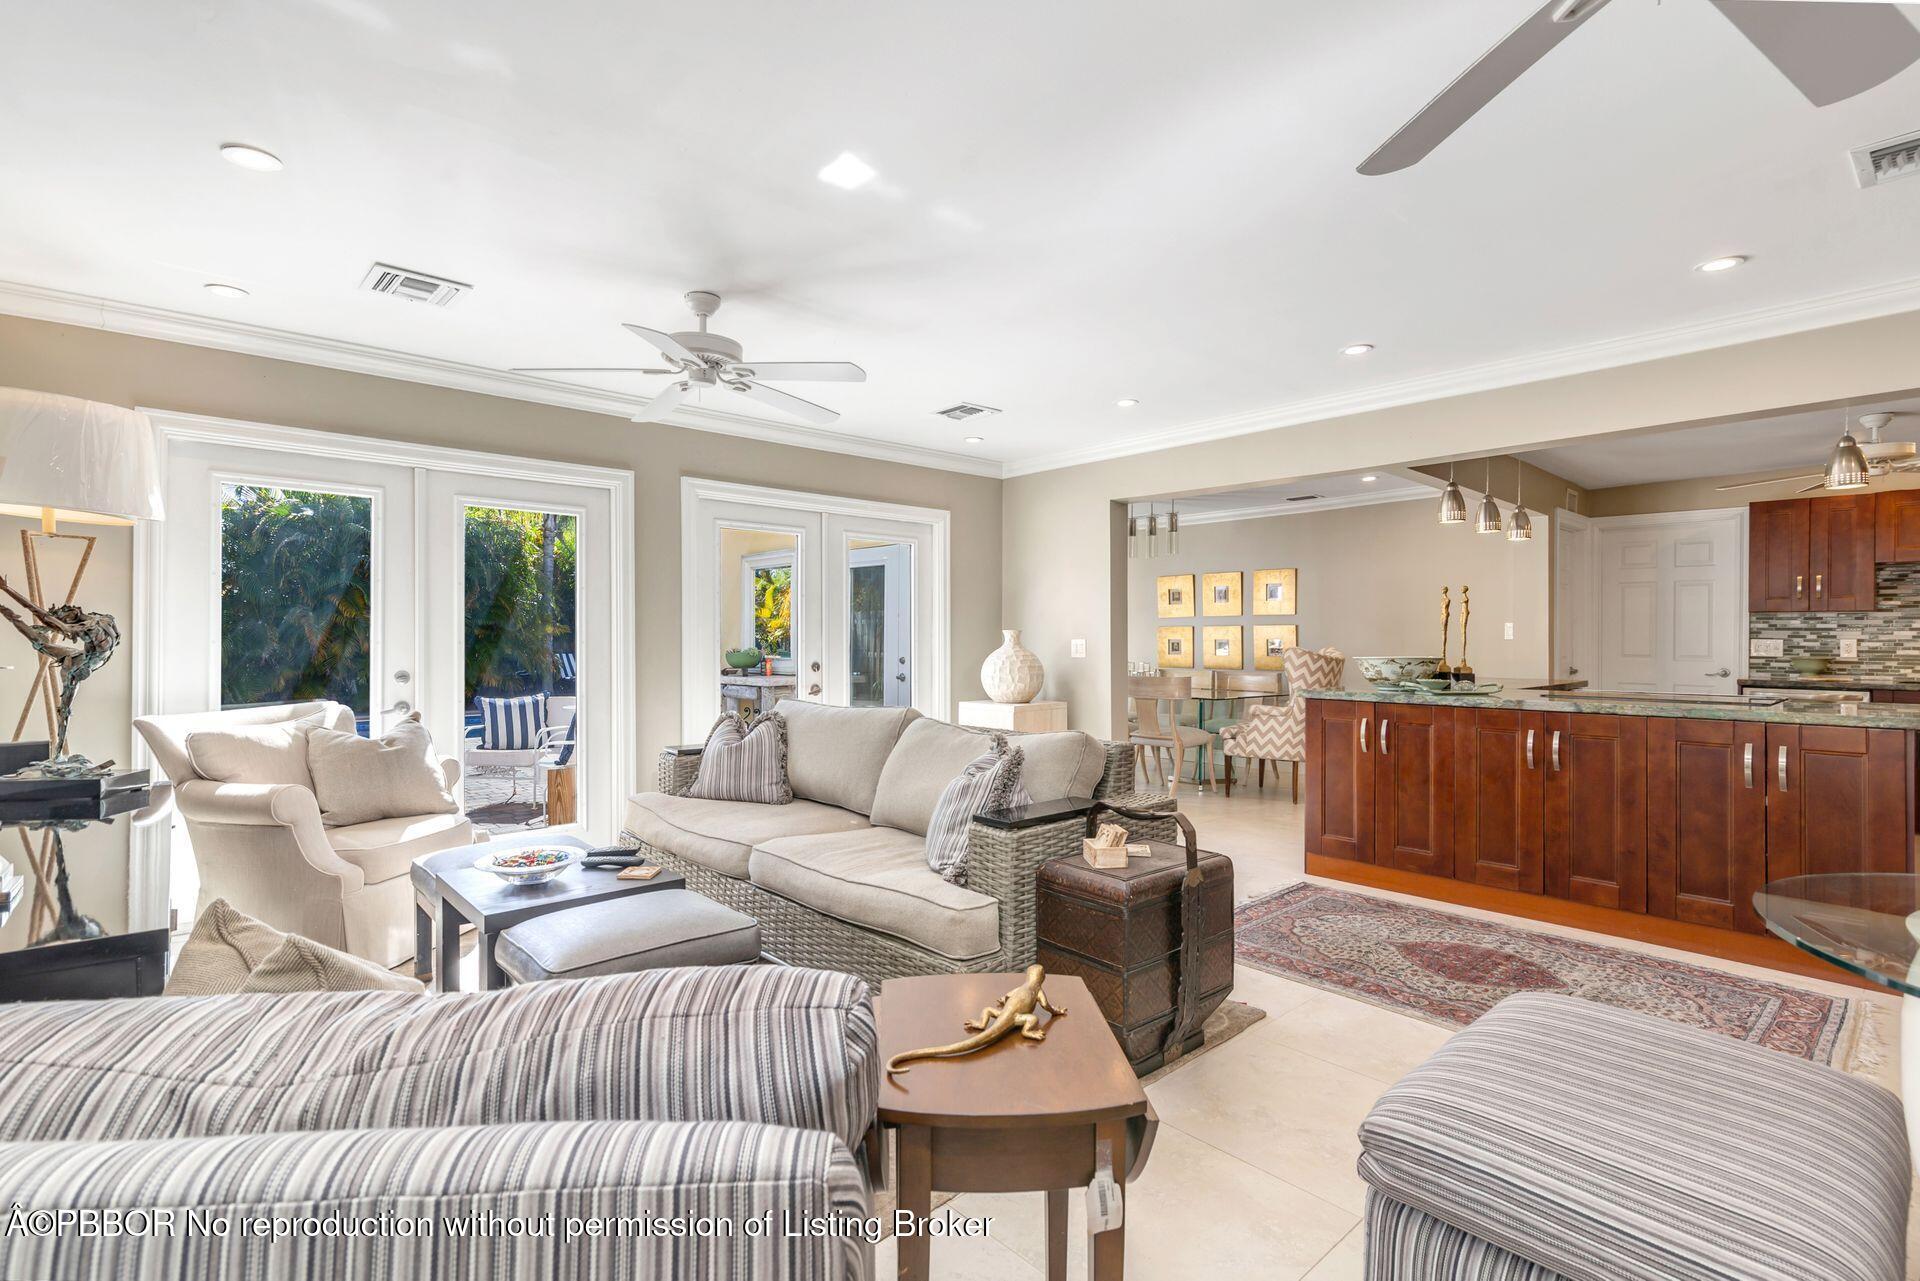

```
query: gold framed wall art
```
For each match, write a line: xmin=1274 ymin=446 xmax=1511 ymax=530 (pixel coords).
xmin=1157 ymin=626 xmax=1194 ymax=668
xmin=1201 ymin=571 xmax=1242 ymax=616
xmin=1253 ymin=624 xmax=1299 ymax=670
xmin=1156 ymin=574 xmax=1194 ymax=618
xmin=1252 ymin=568 xmax=1297 ymax=616
xmin=1203 ymin=625 xmax=1243 ymax=669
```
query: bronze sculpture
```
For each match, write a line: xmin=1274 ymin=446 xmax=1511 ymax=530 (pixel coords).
xmin=885 ymin=964 xmax=1065 ymax=1074
xmin=0 ymin=572 xmax=119 ymax=769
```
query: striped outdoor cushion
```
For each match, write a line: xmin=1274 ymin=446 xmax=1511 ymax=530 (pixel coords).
xmin=924 ymin=739 xmax=1029 ymax=885
xmin=478 ymin=693 xmax=546 ymax=750
xmin=687 ymin=711 xmax=792 ymax=804
xmin=1358 ymin=991 xmax=1910 ymax=1281
xmin=556 ymin=651 xmax=577 ymax=681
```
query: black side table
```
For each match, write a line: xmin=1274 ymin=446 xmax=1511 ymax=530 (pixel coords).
xmin=411 ymin=832 xmax=685 ymax=991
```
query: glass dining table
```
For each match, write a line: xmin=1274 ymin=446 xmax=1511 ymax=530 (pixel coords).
xmin=1754 ymin=873 xmax=1920 ymax=1162
xmin=1178 ymin=680 xmax=1282 ymax=784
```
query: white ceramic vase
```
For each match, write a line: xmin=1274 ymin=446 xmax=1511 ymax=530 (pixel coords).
xmin=981 ymin=629 xmax=1045 ymax=704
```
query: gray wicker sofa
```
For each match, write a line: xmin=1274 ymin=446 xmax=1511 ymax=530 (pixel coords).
xmin=624 ymin=701 xmax=1172 ymax=986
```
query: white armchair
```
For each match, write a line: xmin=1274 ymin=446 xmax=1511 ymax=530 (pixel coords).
xmin=134 ymin=701 xmax=475 ymax=967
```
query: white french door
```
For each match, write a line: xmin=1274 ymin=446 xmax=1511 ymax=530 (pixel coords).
xmin=133 ymin=412 xmax=632 ymax=932
xmin=681 ymin=478 xmax=949 ymax=737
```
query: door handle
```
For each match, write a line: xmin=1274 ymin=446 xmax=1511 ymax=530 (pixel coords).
xmin=1814 ymin=573 xmax=1823 ymax=598
xmin=1360 ymin=717 xmax=1369 ymax=753
xmin=1381 ymin=718 xmax=1390 ymax=755
xmin=895 ymin=672 xmax=907 ymax=682
xmin=1795 ymin=574 xmax=1804 ymax=597
xmin=1706 ymin=667 xmax=1731 ymax=678
xmin=1550 ymin=729 xmax=1561 ymax=772
xmin=1777 ymin=745 xmax=1788 ymax=792
xmin=1525 ymin=728 xmax=1535 ymax=770
xmin=1743 ymin=743 xmax=1754 ymax=789
xmin=807 ymin=684 xmax=822 ymax=696
xmin=378 ymin=701 xmax=411 ymax=717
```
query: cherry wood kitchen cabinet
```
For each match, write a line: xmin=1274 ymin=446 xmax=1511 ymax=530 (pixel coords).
xmin=1808 ymin=492 xmax=1877 ymax=611
xmin=1450 ymin=707 xmax=1545 ymax=893
xmin=1305 ymin=698 xmax=1373 ymax=863
xmin=1749 ymin=498 xmax=1810 ymax=612
xmin=1373 ymin=702 xmax=1453 ymax=877
xmin=1765 ymin=724 xmax=1912 ymax=880
xmin=1646 ymin=719 xmax=1767 ymax=934
xmin=1543 ymin=712 xmax=1647 ymax=912
xmin=1876 ymin=489 xmax=1920 ymax=563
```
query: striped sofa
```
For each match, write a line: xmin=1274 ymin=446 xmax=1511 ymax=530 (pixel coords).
xmin=0 ymin=966 xmax=879 ymax=1281
xmin=1359 ymin=992 xmax=1911 ymax=1281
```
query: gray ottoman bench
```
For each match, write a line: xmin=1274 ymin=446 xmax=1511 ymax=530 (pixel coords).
xmin=496 ymin=889 xmax=761 ymax=983
xmin=1359 ymin=991 xmax=1910 ymax=1281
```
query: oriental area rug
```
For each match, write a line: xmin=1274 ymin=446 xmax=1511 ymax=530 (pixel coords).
xmin=1236 ymin=882 xmax=1882 ymax=1070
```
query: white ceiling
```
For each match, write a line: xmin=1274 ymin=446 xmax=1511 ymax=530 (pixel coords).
xmin=1519 ymin=394 xmax=1920 ymax=488
xmin=5 ymin=2 xmax=1920 ymax=477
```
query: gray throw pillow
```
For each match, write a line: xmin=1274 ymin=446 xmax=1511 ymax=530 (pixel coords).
xmin=306 ymin=713 xmax=459 ymax=827
xmin=239 ymin=934 xmax=426 ymax=993
xmin=687 ymin=711 xmax=792 ymax=804
xmin=164 ymin=898 xmax=288 ymax=995
xmin=924 ymin=739 xmax=1030 ymax=885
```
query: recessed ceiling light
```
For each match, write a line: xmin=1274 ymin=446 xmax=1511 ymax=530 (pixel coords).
xmin=1116 ymin=398 xmax=1140 ymax=408
xmin=817 ymin=151 xmax=876 ymax=190
xmin=1360 ymin=474 xmax=1378 ymax=482
xmin=1341 ymin=343 xmax=1375 ymax=356
xmin=219 ymin=143 xmax=283 ymax=172
xmin=202 ymin=282 xmax=249 ymax=298
xmin=1695 ymin=254 xmax=1748 ymax=273
xmin=963 ymin=436 xmax=984 ymax=445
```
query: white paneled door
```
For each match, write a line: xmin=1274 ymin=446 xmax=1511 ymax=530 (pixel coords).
xmin=1594 ymin=511 xmax=1746 ymax=694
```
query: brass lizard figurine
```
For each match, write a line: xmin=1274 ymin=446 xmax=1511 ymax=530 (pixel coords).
xmin=886 ymin=965 xmax=1065 ymax=1075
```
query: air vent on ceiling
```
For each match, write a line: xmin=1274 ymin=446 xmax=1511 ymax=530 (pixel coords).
xmin=1850 ymin=130 xmax=1920 ymax=188
xmin=933 ymin=402 xmax=1000 ymax=421
xmin=1284 ymin=493 xmax=1324 ymax=502
xmin=359 ymin=262 xmax=471 ymax=306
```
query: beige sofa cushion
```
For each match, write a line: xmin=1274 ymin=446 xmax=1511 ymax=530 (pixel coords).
xmin=164 ymin=898 xmax=288 ymax=995
xmin=869 ymin=720 xmax=1105 ymax=836
xmin=184 ymin=715 xmax=324 ymax=788
xmin=748 ymin=827 xmax=999 ymax=961
xmin=773 ymin=699 xmax=920 ymax=815
xmin=327 ymin=812 xmax=475 ymax=883
xmin=306 ymin=714 xmax=458 ymax=826
xmin=624 ymin=792 xmax=871 ymax=878
xmin=239 ymin=934 xmax=426 ymax=993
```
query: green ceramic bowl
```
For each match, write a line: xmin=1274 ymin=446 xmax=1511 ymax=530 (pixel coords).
xmin=725 ymin=648 xmax=763 ymax=670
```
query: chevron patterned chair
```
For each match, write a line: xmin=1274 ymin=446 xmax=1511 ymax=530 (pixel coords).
xmin=1218 ymin=647 xmax=1344 ymax=801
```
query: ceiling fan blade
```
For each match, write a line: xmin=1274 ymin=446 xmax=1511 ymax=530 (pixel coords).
xmin=631 ymin=381 xmax=692 ymax=424
xmin=1358 ymin=0 xmax=1613 ymax=175
xmin=729 ymin=380 xmax=840 ymax=426
xmin=1713 ymin=471 xmax=1824 ymax=492
xmin=510 ymin=366 xmax=676 ymax=375
xmin=728 ymin=361 xmax=867 ymax=383
xmin=621 ymin=323 xmax=700 ymax=366
xmin=1709 ymin=0 xmax=1920 ymax=106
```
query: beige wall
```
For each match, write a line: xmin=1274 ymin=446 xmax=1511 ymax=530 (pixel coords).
xmin=1128 ymin=498 xmax=1549 ymax=688
xmin=0 ymin=313 xmax=1004 ymax=805
xmin=1005 ymin=308 xmax=1920 ymax=737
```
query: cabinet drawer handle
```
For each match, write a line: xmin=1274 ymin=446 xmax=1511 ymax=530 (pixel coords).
xmin=1796 ymin=574 xmax=1804 ymax=596
xmin=1381 ymin=718 xmax=1390 ymax=755
xmin=1525 ymin=728 xmax=1535 ymax=770
xmin=1743 ymin=742 xmax=1754 ymax=789
xmin=1550 ymin=729 xmax=1561 ymax=772
xmin=1814 ymin=573 xmax=1823 ymax=597
xmin=1360 ymin=717 xmax=1369 ymax=754
xmin=1777 ymin=745 xmax=1788 ymax=792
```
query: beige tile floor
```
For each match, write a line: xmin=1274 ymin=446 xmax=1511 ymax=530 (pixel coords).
xmin=872 ymin=778 xmax=1909 ymax=1281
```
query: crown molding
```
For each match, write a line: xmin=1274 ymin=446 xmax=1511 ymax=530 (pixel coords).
xmin=0 ymin=279 xmax=1003 ymax=480
xmin=1002 ymin=273 xmax=1920 ymax=478
xmin=1174 ymin=485 xmax=1431 ymax=525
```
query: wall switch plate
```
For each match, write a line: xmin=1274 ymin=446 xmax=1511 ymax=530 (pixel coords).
xmin=1750 ymin=638 xmax=1785 ymax=658
xmin=1839 ymin=636 xmax=1860 ymax=660
xmin=1503 ymin=621 xmax=1515 ymax=640
xmin=1070 ymin=638 xmax=1087 ymax=658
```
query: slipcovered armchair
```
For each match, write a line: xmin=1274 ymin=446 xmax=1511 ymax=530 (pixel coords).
xmin=134 ymin=701 xmax=475 ymax=967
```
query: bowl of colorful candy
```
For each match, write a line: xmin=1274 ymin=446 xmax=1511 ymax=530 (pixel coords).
xmin=474 ymin=844 xmax=581 ymax=885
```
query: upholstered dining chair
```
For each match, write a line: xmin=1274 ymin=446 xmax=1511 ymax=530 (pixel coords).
xmin=1128 ymin=674 xmax=1214 ymax=797
xmin=1218 ymin=648 xmax=1345 ymax=801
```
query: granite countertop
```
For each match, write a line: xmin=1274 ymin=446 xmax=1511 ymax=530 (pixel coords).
xmin=1738 ymin=676 xmax=1920 ymax=693
xmin=1304 ymin=685 xmax=1920 ymax=730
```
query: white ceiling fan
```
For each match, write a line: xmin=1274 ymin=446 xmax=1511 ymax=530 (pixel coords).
xmin=513 ymin=291 xmax=866 ymax=425
xmin=1360 ymin=0 xmax=1920 ymax=175
xmin=1715 ymin=413 xmax=1919 ymax=493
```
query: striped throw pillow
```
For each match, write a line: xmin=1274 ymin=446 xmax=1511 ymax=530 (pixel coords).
xmin=925 ymin=738 xmax=1029 ymax=885
xmin=687 ymin=711 xmax=792 ymax=804
xmin=478 ymin=694 xmax=546 ymax=750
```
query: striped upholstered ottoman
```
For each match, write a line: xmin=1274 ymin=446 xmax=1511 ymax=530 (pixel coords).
xmin=1358 ymin=992 xmax=1910 ymax=1281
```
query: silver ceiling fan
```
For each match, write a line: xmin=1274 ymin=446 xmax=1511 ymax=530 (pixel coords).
xmin=1715 ymin=413 xmax=1918 ymax=493
xmin=1360 ymin=0 xmax=1920 ymax=175
xmin=513 ymin=291 xmax=866 ymax=425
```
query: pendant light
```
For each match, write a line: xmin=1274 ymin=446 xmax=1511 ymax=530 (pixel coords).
xmin=1146 ymin=504 xmax=1160 ymax=557
xmin=1127 ymin=504 xmax=1139 ymax=558
xmin=1438 ymin=463 xmax=1468 ymax=524
xmin=1167 ymin=500 xmax=1180 ymax=555
xmin=1508 ymin=463 xmax=1533 ymax=542
xmin=1475 ymin=459 xmax=1503 ymax=534
xmin=1823 ymin=414 xmax=1870 ymax=491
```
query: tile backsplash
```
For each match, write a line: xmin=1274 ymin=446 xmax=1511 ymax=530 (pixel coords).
xmin=1748 ymin=563 xmax=1920 ymax=680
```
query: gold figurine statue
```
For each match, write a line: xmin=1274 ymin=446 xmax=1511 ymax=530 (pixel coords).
xmin=1437 ymin=587 xmax=1454 ymax=681
xmin=1455 ymin=586 xmax=1475 ymax=686
xmin=886 ymin=965 xmax=1064 ymax=1074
